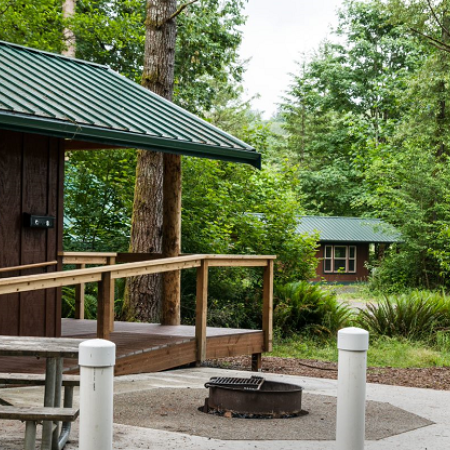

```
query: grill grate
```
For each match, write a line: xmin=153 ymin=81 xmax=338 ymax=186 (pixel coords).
xmin=205 ymin=376 xmax=265 ymax=390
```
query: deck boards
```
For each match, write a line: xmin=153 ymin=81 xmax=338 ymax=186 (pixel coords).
xmin=0 ymin=319 xmax=264 ymax=376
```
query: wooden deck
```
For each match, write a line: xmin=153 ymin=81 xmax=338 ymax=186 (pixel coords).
xmin=0 ymin=319 xmax=264 ymax=376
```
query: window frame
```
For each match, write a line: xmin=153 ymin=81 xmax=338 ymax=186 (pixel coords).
xmin=323 ymin=245 xmax=357 ymax=274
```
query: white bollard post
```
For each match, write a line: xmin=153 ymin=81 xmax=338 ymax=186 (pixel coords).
xmin=79 ymin=339 xmax=116 ymax=450
xmin=336 ymin=327 xmax=369 ymax=450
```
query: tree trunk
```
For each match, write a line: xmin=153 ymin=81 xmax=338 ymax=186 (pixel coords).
xmin=125 ymin=149 xmax=164 ymax=322
xmin=124 ymin=0 xmax=180 ymax=324
xmin=162 ymin=153 xmax=181 ymax=324
xmin=62 ymin=0 xmax=76 ymax=57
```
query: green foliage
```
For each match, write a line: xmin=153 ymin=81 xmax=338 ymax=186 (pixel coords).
xmin=281 ymin=0 xmax=450 ymax=292
xmin=0 ymin=0 xmax=247 ymax=114
xmin=281 ymin=0 xmax=424 ymax=216
xmin=0 ymin=0 xmax=65 ymax=52
xmin=172 ymin=0 xmax=247 ymax=113
xmin=271 ymin=334 xmax=339 ymax=361
xmin=357 ymin=291 xmax=450 ymax=339
xmin=367 ymin=335 xmax=450 ymax=368
xmin=273 ymin=281 xmax=354 ymax=337
xmin=61 ymin=278 xmax=126 ymax=320
xmin=61 ymin=286 xmax=98 ymax=319
xmin=64 ymin=149 xmax=135 ymax=252
xmin=182 ymin=158 xmax=318 ymax=283
xmin=361 ymin=53 xmax=450 ymax=289
xmin=271 ymin=334 xmax=450 ymax=368
xmin=180 ymin=154 xmax=318 ymax=328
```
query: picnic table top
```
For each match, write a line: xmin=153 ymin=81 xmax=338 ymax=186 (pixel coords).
xmin=0 ymin=336 xmax=84 ymax=358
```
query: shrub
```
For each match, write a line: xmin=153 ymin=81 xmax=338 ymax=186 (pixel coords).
xmin=273 ymin=281 xmax=354 ymax=337
xmin=357 ymin=290 xmax=448 ymax=340
xmin=62 ymin=280 xmax=126 ymax=320
xmin=62 ymin=286 xmax=98 ymax=319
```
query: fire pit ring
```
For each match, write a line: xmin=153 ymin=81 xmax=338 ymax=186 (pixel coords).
xmin=203 ymin=376 xmax=308 ymax=419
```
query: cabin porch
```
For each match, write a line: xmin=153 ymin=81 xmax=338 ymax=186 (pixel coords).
xmin=0 ymin=252 xmax=274 ymax=375
xmin=0 ymin=318 xmax=264 ymax=376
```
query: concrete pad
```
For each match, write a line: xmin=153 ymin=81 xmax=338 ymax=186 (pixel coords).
xmin=113 ymin=388 xmax=431 ymax=440
xmin=0 ymin=367 xmax=449 ymax=450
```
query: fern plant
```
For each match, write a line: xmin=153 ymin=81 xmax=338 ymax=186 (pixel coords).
xmin=274 ymin=281 xmax=353 ymax=337
xmin=357 ymin=291 xmax=448 ymax=340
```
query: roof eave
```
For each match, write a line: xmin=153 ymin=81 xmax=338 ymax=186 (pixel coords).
xmin=0 ymin=113 xmax=261 ymax=169
xmin=319 ymin=239 xmax=401 ymax=244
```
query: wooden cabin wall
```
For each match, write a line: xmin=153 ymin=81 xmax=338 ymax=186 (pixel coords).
xmin=0 ymin=130 xmax=64 ymax=337
xmin=312 ymin=243 xmax=370 ymax=283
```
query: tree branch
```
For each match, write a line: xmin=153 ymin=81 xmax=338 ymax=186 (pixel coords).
xmin=0 ymin=1 xmax=13 ymax=16
xmin=410 ymin=26 xmax=450 ymax=52
xmin=168 ymin=0 xmax=199 ymax=21
xmin=425 ymin=0 xmax=450 ymax=38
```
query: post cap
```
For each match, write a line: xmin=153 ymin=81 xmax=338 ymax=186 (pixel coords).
xmin=79 ymin=339 xmax=116 ymax=367
xmin=338 ymin=327 xmax=369 ymax=351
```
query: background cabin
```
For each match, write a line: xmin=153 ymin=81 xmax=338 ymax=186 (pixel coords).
xmin=296 ymin=216 xmax=401 ymax=283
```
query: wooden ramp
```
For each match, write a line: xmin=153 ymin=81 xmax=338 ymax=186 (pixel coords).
xmin=0 ymin=319 xmax=264 ymax=376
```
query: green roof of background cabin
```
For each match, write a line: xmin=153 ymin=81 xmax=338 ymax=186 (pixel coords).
xmin=0 ymin=41 xmax=261 ymax=168
xmin=296 ymin=216 xmax=401 ymax=243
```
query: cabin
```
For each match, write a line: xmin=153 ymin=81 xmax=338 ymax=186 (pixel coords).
xmin=0 ymin=41 xmax=272 ymax=374
xmin=297 ymin=216 xmax=400 ymax=283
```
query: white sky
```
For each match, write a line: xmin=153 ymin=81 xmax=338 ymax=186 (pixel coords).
xmin=239 ymin=0 xmax=345 ymax=119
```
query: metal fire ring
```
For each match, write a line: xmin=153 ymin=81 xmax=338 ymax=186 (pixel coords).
xmin=204 ymin=376 xmax=308 ymax=418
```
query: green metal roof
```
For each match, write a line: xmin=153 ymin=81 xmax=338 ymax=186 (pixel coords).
xmin=297 ymin=216 xmax=401 ymax=243
xmin=0 ymin=41 xmax=261 ymax=168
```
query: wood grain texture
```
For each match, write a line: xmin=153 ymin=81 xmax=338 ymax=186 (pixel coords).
xmin=0 ymin=131 xmax=64 ymax=337
xmin=0 ymin=406 xmax=79 ymax=421
xmin=0 ymin=320 xmax=264 ymax=375
xmin=195 ymin=261 xmax=208 ymax=364
xmin=0 ymin=130 xmax=22 ymax=335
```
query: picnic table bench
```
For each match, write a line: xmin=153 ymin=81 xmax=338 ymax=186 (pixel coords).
xmin=0 ymin=406 xmax=79 ymax=450
xmin=0 ymin=373 xmax=80 ymax=387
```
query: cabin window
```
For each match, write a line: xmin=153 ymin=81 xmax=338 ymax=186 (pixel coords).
xmin=323 ymin=245 xmax=357 ymax=273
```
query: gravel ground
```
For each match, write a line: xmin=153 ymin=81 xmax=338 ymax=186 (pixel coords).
xmin=113 ymin=388 xmax=432 ymax=440
xmin=207 ymin=356 xmax=450 ymax=391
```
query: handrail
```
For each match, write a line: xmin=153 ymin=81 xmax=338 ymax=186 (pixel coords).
xmin=0 ymin=260 xmax=58 ymax=274
xmin=0 ymin=255 xmax=275 ymax=292
xmin=0 ymin=253 xmax=275 ymax=360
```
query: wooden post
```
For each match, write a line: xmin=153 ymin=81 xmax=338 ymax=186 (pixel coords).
xmin=195 ymin=260 xmax=208 ymax=365
xmin=74 ymin=263 xmax=86 ymax=320
xmin=262 ymin=259 xmax=274 ymax=352
xmin=97 ymin=272 xmax=112 ymax=340
xmin=251 ymin=353 xmax=262 ymax=372
xmin=107 ymin=256 xmax=116 ymax=332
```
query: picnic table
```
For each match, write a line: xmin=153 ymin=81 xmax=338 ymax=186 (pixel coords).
xmin=0 ymin=336 xmax=83 ymax=450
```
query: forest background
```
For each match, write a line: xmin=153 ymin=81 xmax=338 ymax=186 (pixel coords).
xmin=2 ymin=0 xmax=450 ymax=336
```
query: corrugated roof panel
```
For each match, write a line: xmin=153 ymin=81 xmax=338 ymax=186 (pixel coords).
xmin=0 ymin=41 xmax=261 ymax=168
xmin=296 ymin=216 xmax=401 ymax=243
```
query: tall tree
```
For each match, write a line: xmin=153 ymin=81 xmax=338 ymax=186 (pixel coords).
xmin=123 ymin=0 xmax=247 ymax=323
xmin=62 ymin=0 xmax=76 ymax=56
xmin=281 ymin=0 xmax=423 ymax=216
xmin=124 ymin=0 xmax=179 ymax=324
xmin=363 ymin=0 xmax=450 ymax=289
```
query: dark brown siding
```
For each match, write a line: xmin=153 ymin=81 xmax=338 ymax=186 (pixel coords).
xmin=0 ymin=130 xmax=64 ymax=336
xmin=311 ymin=243 xmax=370 ymax=283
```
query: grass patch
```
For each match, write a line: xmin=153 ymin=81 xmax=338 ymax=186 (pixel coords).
xmin=367 ymin=336 xmax=450 ymax=368
xmin=271 ymin=335 xmax=338 ymax=362
xmin=270 ymin=334 xmax=450 ymax=368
